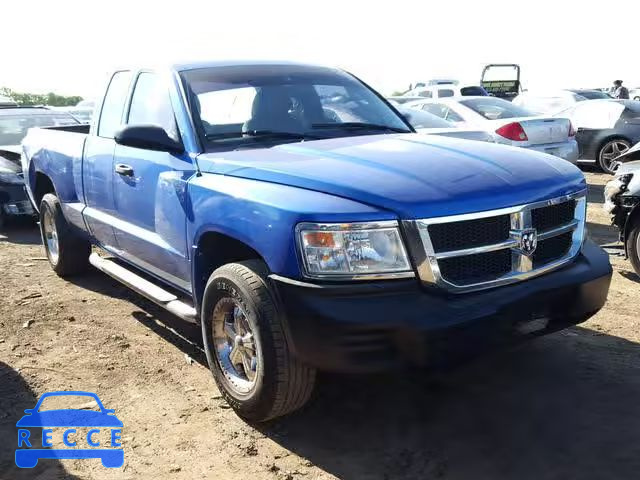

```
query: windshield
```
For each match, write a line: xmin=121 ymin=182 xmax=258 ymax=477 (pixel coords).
xmin=399 ymin=107 xmax=453 ymax=129
xmin=0 ymin=112 xmax=79 ymax=145
xmin=181 ymin=65 xmax=411 ymax=150
xmin=573 ymin=90 xmax=611 ymax=100
xmin=460 ymin=97 xmax=534 ymax=120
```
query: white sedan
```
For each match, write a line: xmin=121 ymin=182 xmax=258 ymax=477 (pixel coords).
xmin=406 ymin=96 xmax=579 ymax=163
xmin=388 ymin=102 xmax=494 ymax=143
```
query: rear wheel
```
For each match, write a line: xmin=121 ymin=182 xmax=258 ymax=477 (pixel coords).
xmin=597 ymin=138 xmax=630 ymax=174
xmin=626 ymin=218 xmax=640 ymax=277
xmin=201 ymin=260 xmax=316 ymax=422
xmin=39 ymin=193 xmax=90 ymax=277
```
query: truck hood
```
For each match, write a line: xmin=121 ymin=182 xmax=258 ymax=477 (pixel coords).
xmin=196 ymin=134 xmax=585 ymax=219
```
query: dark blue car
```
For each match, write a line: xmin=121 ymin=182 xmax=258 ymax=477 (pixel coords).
xmin=16 ymin=391 xmax=123 ymax=468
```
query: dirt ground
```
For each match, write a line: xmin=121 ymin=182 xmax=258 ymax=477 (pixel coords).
xmin=1 ymin=171 xmax=640 ymax=480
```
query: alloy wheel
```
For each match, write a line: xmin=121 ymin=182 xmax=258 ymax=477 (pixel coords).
xmin=212 ymin=297 xmax=259 ymax=395
xmin=599 ymin=140 xmax=630 ymax=173
xmin=42 ymin=207 xmax=59 ymax=264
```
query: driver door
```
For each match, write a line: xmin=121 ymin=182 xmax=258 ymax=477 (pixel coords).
xmin=111 ymin=72 xmax=195 ymax=291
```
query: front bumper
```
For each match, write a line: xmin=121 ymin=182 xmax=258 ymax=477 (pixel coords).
xmin=270 ymin=239 xmax=612 ymax=372
xmin=528 ymin=139 xmax=579 ymax=163
xmin=0 ymin=184 xmax=34 ymax=216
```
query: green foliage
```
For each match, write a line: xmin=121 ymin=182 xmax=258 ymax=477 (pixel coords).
xmin=0 ymin=87 xmax=83 ymax=107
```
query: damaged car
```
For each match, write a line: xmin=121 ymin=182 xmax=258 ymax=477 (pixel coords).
xmin=604 ymin=143 xmax=640 ymax=275
xmin=0 ymin=106 xmax=80 ymax=227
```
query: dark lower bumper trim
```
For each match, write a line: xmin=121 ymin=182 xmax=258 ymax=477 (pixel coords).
xmin=270 ymin=239 xmax=612 ymax=373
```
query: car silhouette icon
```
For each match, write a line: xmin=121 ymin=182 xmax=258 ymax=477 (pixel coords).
xmin=15 ymin=391 xmax=123 ymax=468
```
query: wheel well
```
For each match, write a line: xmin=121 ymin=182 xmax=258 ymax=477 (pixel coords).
xmin=193 ymin=232 xmax=265 ymax=306
xmin=625 ymin=206 xmax=640 ymax=236
xmin=34 ymin=173 xmax=55 ymax=208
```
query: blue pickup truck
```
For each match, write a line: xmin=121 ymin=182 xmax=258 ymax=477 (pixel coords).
xmin=22 ymin=60 xmax=612 ymax=421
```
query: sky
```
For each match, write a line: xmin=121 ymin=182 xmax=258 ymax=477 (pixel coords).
xmin=2 ymin=0 xmax=639 ymax=100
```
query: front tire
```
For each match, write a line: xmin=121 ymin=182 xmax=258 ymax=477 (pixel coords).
xmin=39 ymin=193 xmax=90 ymax=277
xmin=626 ymin=219 xmax=640 ymax=277
xmin=598 ymin=138 xmax=631 ymax=174
xmin=201 ymin=260 xmax=316 ymax=422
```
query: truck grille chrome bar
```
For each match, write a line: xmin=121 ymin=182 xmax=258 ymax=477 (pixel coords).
xmin=408 ymin=191 xmax=587 ymax=293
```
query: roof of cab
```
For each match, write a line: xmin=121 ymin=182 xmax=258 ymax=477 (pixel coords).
xmin=171 ymin=59 xmax=333 ymax=72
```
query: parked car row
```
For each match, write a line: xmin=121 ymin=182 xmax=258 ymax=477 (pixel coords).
xmin=404 ymin=96 xmax=579 ymax=162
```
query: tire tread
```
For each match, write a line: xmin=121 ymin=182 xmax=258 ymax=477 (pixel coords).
xmin=40 ymin=193 xmax=90 ymax=277
xmin=205 ymin=260 xmax=315 ymax=421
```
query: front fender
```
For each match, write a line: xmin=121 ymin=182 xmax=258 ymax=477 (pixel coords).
xmin=187 ymin=173 xmax=395 ymax=279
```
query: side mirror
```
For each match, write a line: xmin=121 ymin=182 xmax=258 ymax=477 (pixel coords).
xmin=114 ymin=124 xmax=183 ymax=153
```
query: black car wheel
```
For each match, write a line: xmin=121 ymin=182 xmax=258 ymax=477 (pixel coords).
xmin=39 ymin=193 xmax=91 ymax=277
xmin=201 ymin=260 xmax=316 ymax=422
xmin=627 ymin=219 xmax=640 ymax=277
xmin=598 ymin=139 xmax=631 ymax=174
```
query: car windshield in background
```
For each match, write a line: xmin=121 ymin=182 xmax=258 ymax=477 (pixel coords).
xmin=400 ymin=107 xmax=453 ymax=129
xmin=181 ymin=65 xmax=411 ymax=150
xmin=460 ymin=86 xmax=488 ymax=96
xmin=571 ymin=90 xmax=611 ymax=100
xmin=0 ymin=111 xmax=79 ymax=146
xmin=460 ymin=97 xmax=534 ymax=120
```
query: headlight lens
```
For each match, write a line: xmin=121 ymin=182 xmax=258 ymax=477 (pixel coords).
xmin=297 ymin=221 xmax=413 ymax=279
xmin=0 ymin=171 xmax=23 ymax=185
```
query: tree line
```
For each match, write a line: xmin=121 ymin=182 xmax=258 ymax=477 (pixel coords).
xmin=0 ymin=87 xmax=83 ymax=107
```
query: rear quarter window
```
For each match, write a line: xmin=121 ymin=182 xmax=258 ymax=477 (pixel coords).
xmin=98 ymin=71 xmax=133 ymax=138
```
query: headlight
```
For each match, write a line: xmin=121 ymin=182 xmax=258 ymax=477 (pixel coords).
xmin=296 ymin=221 xmax=413 ymax=279
xmin=0 ymin=171 xmax=23 ymax=185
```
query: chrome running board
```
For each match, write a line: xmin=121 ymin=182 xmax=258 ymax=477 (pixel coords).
xmin=89 ymin=253 xmax=198 ymax=323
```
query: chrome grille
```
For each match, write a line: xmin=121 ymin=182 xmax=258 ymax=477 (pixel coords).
xmin=532 ymin=231 xmax=573 ymax=268
xmin=428 ymin=215 xmax=511 ymax=252
xmin=413 ymin=191 xmax=587 ymax=293
xmin=532 ymin=200 xmax=576 ymax=232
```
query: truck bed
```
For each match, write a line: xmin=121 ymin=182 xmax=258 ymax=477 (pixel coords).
xmin=22 ymin=125 xmax=90 ymax=230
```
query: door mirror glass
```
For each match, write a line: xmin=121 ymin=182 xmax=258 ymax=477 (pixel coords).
xmin=114 ymin=124 xmax=184 ymax=153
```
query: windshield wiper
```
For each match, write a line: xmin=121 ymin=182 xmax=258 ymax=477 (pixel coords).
xmin=243 ymin=130 xmax=322 ymax=140
xmin=311 ymin=122 xmax=411 ymax=134
xmin=206 ymin=130 xmax=321 ymax=141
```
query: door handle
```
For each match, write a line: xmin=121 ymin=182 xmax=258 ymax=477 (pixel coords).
xmin=115 ymin=164 xmax=134 ymax=176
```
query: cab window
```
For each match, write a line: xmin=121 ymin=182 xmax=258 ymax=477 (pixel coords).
xmin=127 ymin=72 xmax=179 ymax=141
